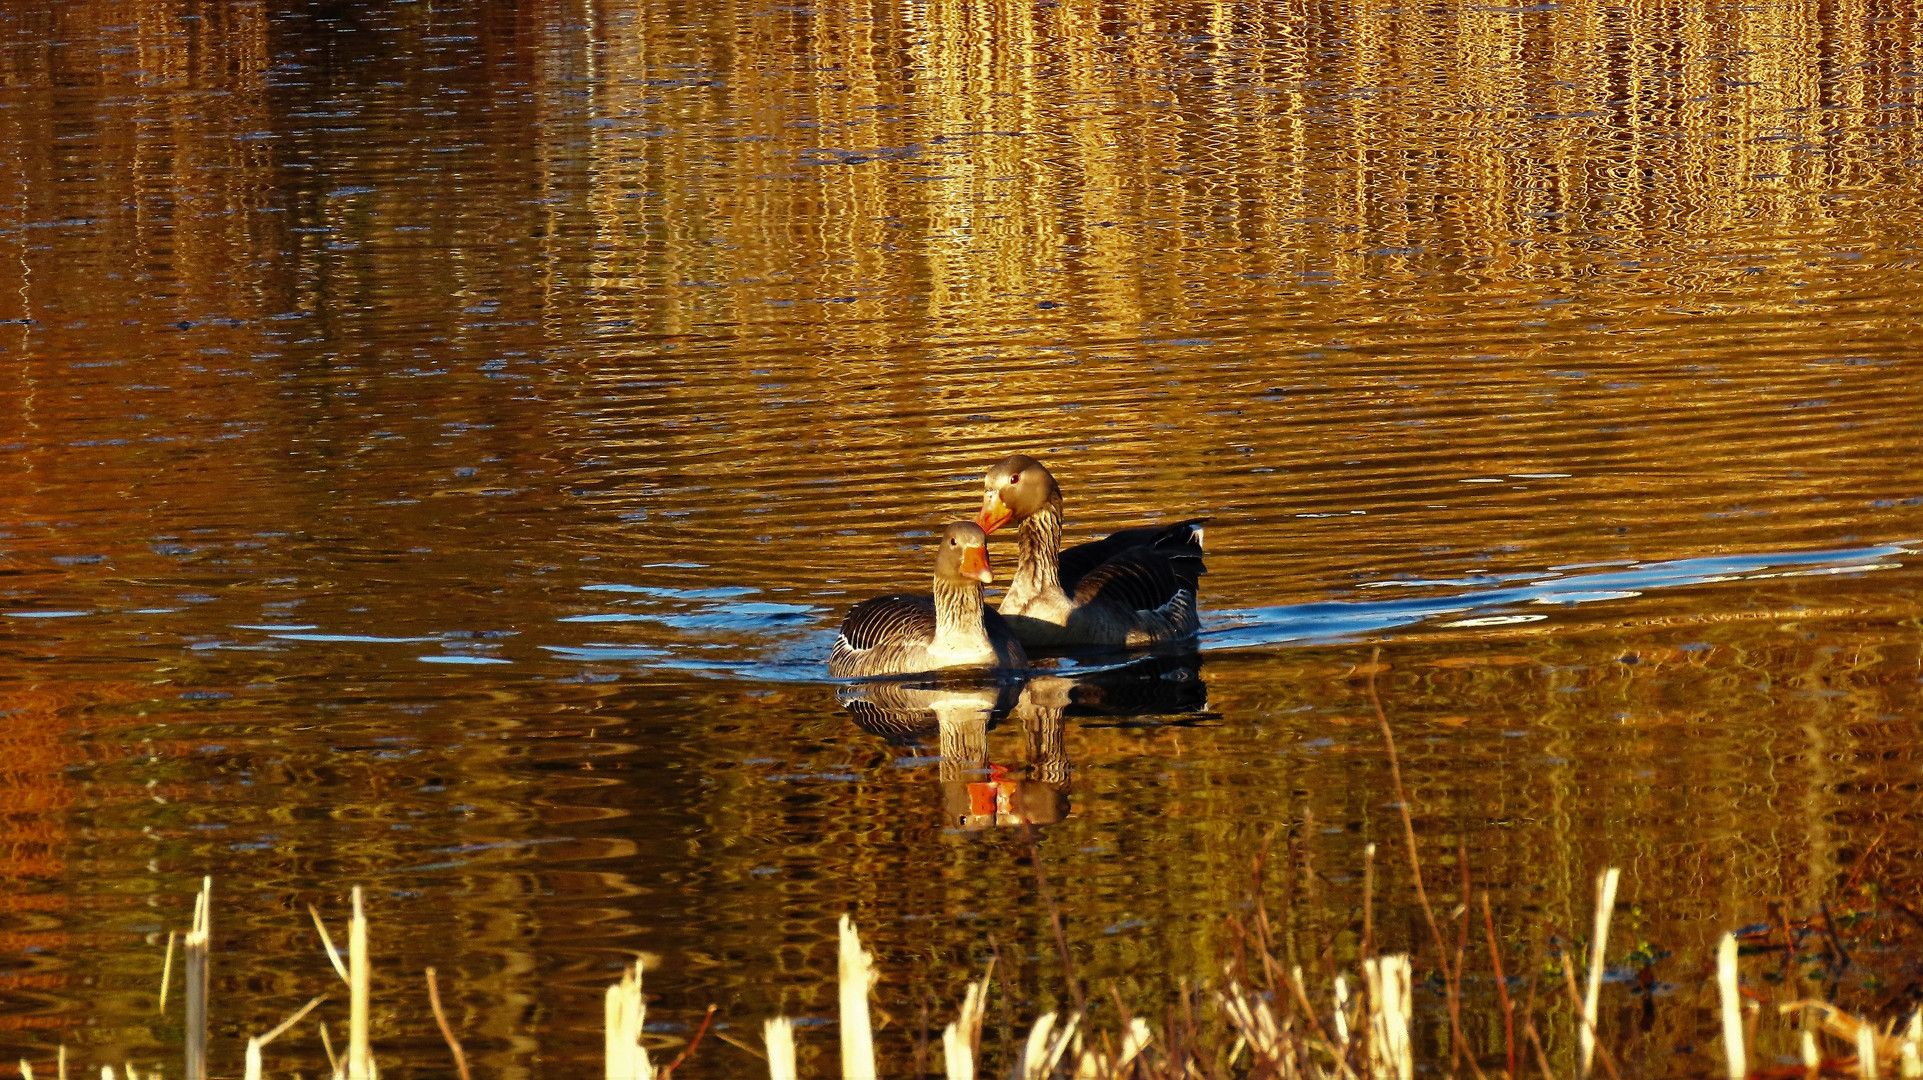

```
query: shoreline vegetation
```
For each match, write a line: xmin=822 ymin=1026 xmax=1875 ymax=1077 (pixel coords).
xmin=19 ymin=659 xmax=1921 ymax=1080
xmin=19 ymin=863 xmax=1918 ymax=1080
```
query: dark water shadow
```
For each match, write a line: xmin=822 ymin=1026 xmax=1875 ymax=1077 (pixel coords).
xmin=836 ymin=655 xmax=1209 ymax=829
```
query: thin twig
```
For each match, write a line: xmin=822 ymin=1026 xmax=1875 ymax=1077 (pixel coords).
xmin=1482 ymin=892 xmax=1517 ymax=1080
xmin=709 ymin=1028 xmax=768 ymax=1062
xmin=1817 ymin=902 xmax=1853 ymax=970
xmin=1283 ymin=966 xmax=1364 ymax=1080
xmin=1023 ymin=823 xmax=1086 ymax=1016
xmin=1526 ymin=1019 xmax=1560 ymax=1080
xmin=660 ymin=1004 xmax=718 ymax=1078
xmin=1558 ymin=951 xmax=1624 ymax=1080
xmin=424 ymin=968 xmax=472 ymax=1080
xmin=1362 ymin=843 xmax=1376 ymax=961
xmin=1364 ymin=647 xmax=1489 ymax=1080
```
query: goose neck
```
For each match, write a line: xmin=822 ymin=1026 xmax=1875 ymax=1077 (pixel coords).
xmin=932 ymin=576 xmax=990 ymax=649
xmin=1014 ymin=500 xmax=1065 ymax=599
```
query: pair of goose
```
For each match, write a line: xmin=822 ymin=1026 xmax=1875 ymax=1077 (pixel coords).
xmin=827 ymin=454 xmax=1207 ymax=677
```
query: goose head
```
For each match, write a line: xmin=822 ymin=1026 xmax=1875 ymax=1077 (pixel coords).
xmin=936 ymin=521 xmax=994 ymax=584
xmin=972 ymin=454 xmax=1061 ymax=534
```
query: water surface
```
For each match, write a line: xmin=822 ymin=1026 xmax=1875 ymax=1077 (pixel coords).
xmin=3 ymin=1 xmax=1922 ymax=1076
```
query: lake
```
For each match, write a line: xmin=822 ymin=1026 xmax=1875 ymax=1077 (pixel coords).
xmin=2 ymin=1 xmax=1921 ymax=1076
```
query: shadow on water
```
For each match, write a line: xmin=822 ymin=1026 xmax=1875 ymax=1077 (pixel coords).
xmin=836 ymin=654 xmax=1209 ymax=828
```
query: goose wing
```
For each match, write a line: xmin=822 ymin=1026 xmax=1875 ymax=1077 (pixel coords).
xmin=1067 ymin=540 xmax=1205 ymax=615
xmin=832 ymin=595 xmax=937 ymax=652
xmin=1058 ymin=518 xmax=1208 ymax=596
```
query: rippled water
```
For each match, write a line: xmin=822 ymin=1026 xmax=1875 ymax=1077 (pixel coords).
xmin=3 ymin=1 xmax=1922 ymax=1076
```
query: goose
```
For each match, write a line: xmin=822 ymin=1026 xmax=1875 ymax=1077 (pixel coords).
xmin=827 ymin=521 xmax=1029 ymax=677
xmin=971 ymin=454 xmax=1205 ymax=647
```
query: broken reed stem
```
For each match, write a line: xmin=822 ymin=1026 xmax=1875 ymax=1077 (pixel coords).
xmin=158 ymin=931 xmax=176 ymax=1016
xmin=1363 ymin=648 xmax=1488 ymax=1080
xmin=348 ymin=886 xmax=373 ymax=1080
xmin=765 ymin=1017 xmax=798 ymax=1080
xmin=839 ymin=915 xmax=879 ymax=1080
xmin=1364 ymin=954 xmax=1414 ymax=1080
xmin=942 ymin=964 xmax=994 ymax=1080
xmin=1719 ymin=932 xmax=1747 ymax=1080
xmin=309 ymin=903 xmax=350 ymax=983
xmin=1860 ymin=1021 xmax=1881 ymax=1080
xmin=605 ymin=958 xmax=653 ymax=1080
xmin=1580 ymin=868 xmax=1621 ymax=1078
xmin=184 ymin=877 xmax=211 ymax=1080
xmin=243 ymin=995 xmax=326 ymax=1080
xmin=426 ymin=968 xmax=473 ymax=1080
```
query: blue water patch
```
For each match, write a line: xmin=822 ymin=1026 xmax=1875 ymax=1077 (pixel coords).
xmin=270 ymin=632 xmax=444 ymax=643
xmin=583 ymin=583 xmax=759 ymax=600
xmin=1204 ymin=543 xmax=1909 ymax=650
xmin=561 ymin=600 xmax=821 ymax=631
xmin=540 ymin=644 xmax=667 ymax=661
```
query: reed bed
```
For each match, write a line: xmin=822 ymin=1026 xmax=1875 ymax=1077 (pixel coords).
xmin=17 ymin=665 xmax=1923 ymax=1079
xmin=18 ymin=864 xmax=1920 ymax=1080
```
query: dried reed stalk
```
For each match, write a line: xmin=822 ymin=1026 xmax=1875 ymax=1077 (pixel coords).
xmin=1020 ymin=1012 xmax=1080 ymax=1080
xmin=310 ymin=888 xmax=375 ymax=1079
xmin=1364 ymin=955 xmax=1412 ymax=1080
xmin=941 ymin=963 xmax=993 ymax=1080
xmin=1580 ymin=868 xmax=1621 ymax=1078
xmin=765 ymin=1017 xmax=797 ymax=1080
xmin=158 ymin=931 xmax=176 ymax=1016
xmin=243 ymin=995 xmax=325 ymax=1080
xmin=185 ymin=877 xmax=211 ymax=1080
xmin=605 ymin=958 xmax=654 ymax=1080
xmin=348 ymin=887 xmax=373 ymax=1080
xmin=1718 ymin=933 xmax=1746 ymax=1080
xmin=839 ymin=915 xmax=879 ymax=1080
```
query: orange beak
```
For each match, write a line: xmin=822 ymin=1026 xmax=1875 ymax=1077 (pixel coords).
xmin=959 ymin=543 xmax=993 ymax=584
xmin=974 ymin=491 xmax=1014 ymax=534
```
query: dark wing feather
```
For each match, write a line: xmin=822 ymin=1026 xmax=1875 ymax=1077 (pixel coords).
xmin=1057 ymin=518 xmax=1208 ymax=594
xmin=833 ymin=595 xmax=937 ymax=651
xmin=1069 ymin=544 xmax=1204 ymax=615
xmin=1057 ymin=518 xmax=1208 ymax=598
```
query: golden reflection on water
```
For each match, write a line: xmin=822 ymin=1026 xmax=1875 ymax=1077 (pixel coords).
xmin=1 ymin=0 xmax=1922 ymax=1076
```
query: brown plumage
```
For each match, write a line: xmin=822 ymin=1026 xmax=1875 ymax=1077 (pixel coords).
xmin=827 ymin=521 xmax=1030 ymax=677
xmin=973 ymin=455 xmax=1206 ymax=648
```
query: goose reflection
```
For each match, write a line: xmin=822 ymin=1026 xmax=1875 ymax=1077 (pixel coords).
xmin=836 ymin=656 xmax=1207 ymax=829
